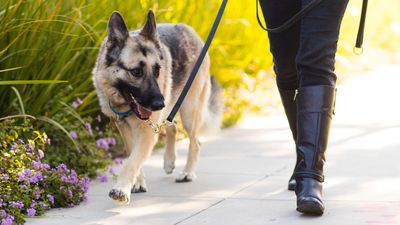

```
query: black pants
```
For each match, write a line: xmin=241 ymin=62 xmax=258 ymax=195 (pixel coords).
xmin=259 ymin=0 xmax=348 ymax=90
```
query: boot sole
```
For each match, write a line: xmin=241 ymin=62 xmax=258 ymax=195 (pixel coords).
xmin=296 ymin=201 xmax=324 ymax=215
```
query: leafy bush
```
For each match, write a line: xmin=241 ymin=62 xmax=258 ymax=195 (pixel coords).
xmin=42 ymin=106 xmax=124 ymax=178
xmin=0 ymin=118 xmax=90 ymax=224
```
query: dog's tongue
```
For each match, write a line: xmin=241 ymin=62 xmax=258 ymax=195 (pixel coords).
xmin=129 ymin=94 xmax=152 ymax=120
xmin=136 ymin=104 xmax=152 ymax=120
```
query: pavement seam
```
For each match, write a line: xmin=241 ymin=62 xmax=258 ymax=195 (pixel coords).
xmin=173 ymin=173 xmax=276 ymax=225
xmin=173 ymin=199 xmax=225 ymax=225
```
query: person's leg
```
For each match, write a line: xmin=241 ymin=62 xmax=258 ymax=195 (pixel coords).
xmin=259 ymin=0 xmax=301 ymax=90
xmin=294 ymin=0 xmax=349 ymax=215
xmin=297 ymin=0 xmax=349 ymax=87
xmin=259 ymin=0 xmax=301 ymax=191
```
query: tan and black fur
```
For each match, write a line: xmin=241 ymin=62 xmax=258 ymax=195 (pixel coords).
xmin=92 ymin=10 xmax=223 ymax=204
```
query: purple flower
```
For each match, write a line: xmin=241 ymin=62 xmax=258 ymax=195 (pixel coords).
xmin=1 ymin=174 xmax=8 ymax=180
xmin=39 ymin=202 xmax=48 ymax=208
xmin=67 ymin=190 xmax=73 ymax=198
xmin=80 ymin=177 xmax=90 ymax=192
xmin=72 ymin=97 xmax=83 ymax=108
xmin=42 ymin=163 xmax=50 ymax=171
xmin=69 ymin=131 xmax=78 ymax=140
xmin=26 ymin=144 xmax=34 ymax=152
xmin=95 ymin=126 xmax=100 ymax=131
xmin=68 ymin=203 xmax=74 ymax=208
xmin=46 ymin=137 xmax=51 ymax=145
xmin=29 ymin=172 xmax=43 ymax=183
xmin=47 ymin=194 xmax=54 ymax=204
xmin=96 ymin=114 xmax=102 ymax=122
xmin=19 ymin=169 xmax=32 ymax=181
xmin=1 ymin=214 xmax=14 ymax=225
xmin=107 ymin=137 xmax=116 ymax=146
xmin=27 ymin=208 xmax=36 ymax=217
xmin=108 ymin=167 xmax=115 ymax=174
xmin=96 ymin=138 xmax=109 ymax=151
xmin=114 ymin=158 xmax=123 ymax=165
xmin=11 ymin=201 xmax=24 ymax=209
xmin=67 ymin=170 xmax=78 ymax=184
xmin=38 ymin=149 xmax=44 ymax=159
xmin=32 ymin=160 xmax=41 ymax=170
xmin=57 ymin=163 xmax=68 ymax=173
xmin=85 ymin=122 xmax=92 ymax=133
xmin=10 ymin=145 xmax=18 ymax=151
xmin=98 ymin=174 xmax=108 ymax=183
xmin=24 ymin=168 xmax=32 ymax=176
xmin=61 ymin=174 xmax=69 ymax=183
xmin=43 ymin=134 xmax=50 ymax=144
xmin=17 ymin=138 xmax=24 ymax=144
xmin=34 ymin=191 xmax=41 ymax=200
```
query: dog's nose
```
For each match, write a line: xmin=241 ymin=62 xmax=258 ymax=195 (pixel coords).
xmin=150 ymin=99 xmax=165 ymax=111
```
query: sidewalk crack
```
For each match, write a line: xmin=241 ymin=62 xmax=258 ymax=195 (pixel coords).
xmin=173 ymin=199 xmax=225 ymax=225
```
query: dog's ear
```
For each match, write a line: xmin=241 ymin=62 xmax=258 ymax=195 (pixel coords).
xmin=140 ymin=10 xmax=160 ymax=45
xmin=107 ymin=11 xmax=129 ymax=47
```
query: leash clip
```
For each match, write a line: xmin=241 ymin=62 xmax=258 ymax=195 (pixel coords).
xmin=145 ymin=119 xmax=175 ymax=134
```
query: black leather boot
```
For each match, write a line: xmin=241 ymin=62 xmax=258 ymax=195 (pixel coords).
xmin=278 ymin=88 xmax=298 ymax=191
xmin=294 ymin=85 xmax=335 ymax=215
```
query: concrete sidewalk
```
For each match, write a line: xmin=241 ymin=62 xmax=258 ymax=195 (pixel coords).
xmin=27 ymin=67 xmax=400 ymax=225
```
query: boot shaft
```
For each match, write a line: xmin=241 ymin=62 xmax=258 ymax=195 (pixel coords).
xmin=278 ymin=88 xmax=298 ymax=142
xmin=294 ymin=85 xmax=335 ymax=182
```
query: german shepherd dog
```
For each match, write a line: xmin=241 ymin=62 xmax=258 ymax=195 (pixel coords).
xmin=92 ymin=10 xmax=223 ymax=204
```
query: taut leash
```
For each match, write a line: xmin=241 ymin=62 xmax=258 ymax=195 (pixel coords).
xmin=110 ymin=1 xmax=227 ymax=133
xmin=166 ymin=0 xmax=228 ymax=124
xmin=146 ymin=0 xmax=228 ymax=133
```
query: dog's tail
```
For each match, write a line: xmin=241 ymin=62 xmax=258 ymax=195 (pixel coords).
xmin=200 ymin=76 xmax=223 ymax=135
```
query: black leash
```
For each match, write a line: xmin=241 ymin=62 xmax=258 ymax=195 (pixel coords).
xmin=256 ymin=0 xmax=324 ymax=33
xmin=355 ymin=0 xmax=368 ymax=52
xmin=165 ymin=0 xmax=228 ymax=123
xmin=256 ymin=0 xmax=368 ymax=50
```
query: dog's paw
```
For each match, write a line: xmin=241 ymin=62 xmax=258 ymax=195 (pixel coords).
xmin=131 ymin=185 xmax=147 ymax=193
xmin=175 ymin=171 xmax=197 ymax=183
xmin=131 ymin=178 xmax=147 ymax=193
xmin=164 ymin=160 xmax=175 ymax=175
xmin=109 ymin=188 xmax=131 ymax=204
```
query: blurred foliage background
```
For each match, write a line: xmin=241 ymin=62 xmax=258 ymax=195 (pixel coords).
xmin=1 ymin=0 xmax=399 ymax=124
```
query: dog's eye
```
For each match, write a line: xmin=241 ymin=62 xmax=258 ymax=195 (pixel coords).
xmin=129 ymin=68 xmax=142 ymax=77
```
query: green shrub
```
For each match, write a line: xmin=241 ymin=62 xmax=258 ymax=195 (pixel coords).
xmin=42 ymin=109 xmax=124 ymax=178
xmin=0 ymin=118 xmax=89 ymax=224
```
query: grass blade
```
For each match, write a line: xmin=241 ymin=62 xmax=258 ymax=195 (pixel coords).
xmin=11 ymin=86 xmax=25 ymax=117
xmin=0 ymin=80 xmax=68 ymax=85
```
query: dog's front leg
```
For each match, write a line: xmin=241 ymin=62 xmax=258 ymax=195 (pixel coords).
xmin=109 ymin=124 xmax=156 ymax=204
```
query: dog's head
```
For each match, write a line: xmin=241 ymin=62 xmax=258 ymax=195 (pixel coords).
xmin=104 ymin=10 xmax=164 ymax=120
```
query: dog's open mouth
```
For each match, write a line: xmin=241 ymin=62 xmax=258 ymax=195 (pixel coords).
xmin=128 ymin=93 xmax=152 ymax=120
